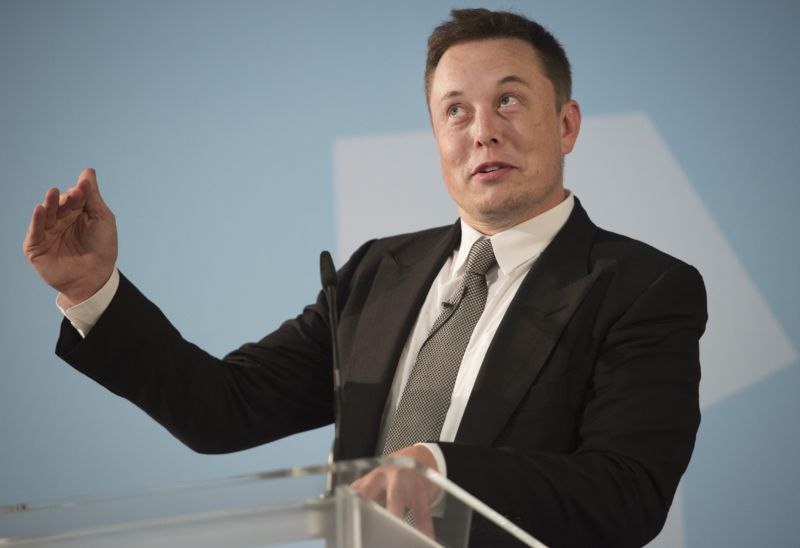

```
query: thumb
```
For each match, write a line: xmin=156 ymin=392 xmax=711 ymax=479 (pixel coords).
xmin=76 ymin=168 xmax=111 ymax=215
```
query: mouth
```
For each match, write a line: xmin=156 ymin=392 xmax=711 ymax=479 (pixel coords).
xmin=471 ymin=161 xmax=515 ymax=178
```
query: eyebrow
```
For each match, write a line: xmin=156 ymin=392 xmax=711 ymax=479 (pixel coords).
xmin=498 ymin=75 xmax=529 ymax=87
xmin=438 ymin=74 xmax=531 ymax=102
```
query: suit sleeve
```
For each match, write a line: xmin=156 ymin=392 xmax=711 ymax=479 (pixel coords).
xmin=55 ymin=271 xmax=336 ymax=453
xmin=438 ymin=263 xmax=707 ymax=548
xmin=55 ymin=239 xmax=378 ymax=452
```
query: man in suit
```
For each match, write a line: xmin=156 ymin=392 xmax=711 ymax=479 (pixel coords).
xmin=23 ymin=9 xmax=706 ymax=547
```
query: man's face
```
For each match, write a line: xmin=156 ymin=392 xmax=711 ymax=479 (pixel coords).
xmin=429 ymin=38 xmax=581 ymax=234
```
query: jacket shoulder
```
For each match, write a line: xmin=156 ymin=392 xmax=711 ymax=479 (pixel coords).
xmin=590 ymin=226 xmax=701 ymax=279
xmin=344 ymin=223 xmax=457 ymax=269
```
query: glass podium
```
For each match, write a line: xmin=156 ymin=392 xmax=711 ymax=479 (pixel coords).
xmin=0 ymin=457 xmax=545 ymax=547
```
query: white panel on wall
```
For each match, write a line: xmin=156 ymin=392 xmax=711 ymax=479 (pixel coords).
xmin=568 ymin=113 xmax=797 ymax=408
xmin=333 ymin=131 xmax=456 ymax=262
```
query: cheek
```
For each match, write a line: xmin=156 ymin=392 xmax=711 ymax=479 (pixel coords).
xmin=437 ymin=134 xmax=467 ymax=171
xmin=518 ymin=130 xmax=560 ymax=165
xmin=512 ymin=114 xmax=558 ymax=152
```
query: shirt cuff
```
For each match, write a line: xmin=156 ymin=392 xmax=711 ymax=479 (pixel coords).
xmin=416 ymin=442 xmax=447 ymax=513
xmin=56 ymin=269 xmax=120 ymax=338
xmin=416 ymin=442 xmax=447 ymax=478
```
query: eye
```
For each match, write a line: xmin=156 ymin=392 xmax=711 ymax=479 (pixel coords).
xmin=447 ymin=104 xmax=464 ymax=118
xmin=499 ymin=95 xmax=519 ymax=108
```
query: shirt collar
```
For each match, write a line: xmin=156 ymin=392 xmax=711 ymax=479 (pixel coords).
xmin=454 ymin=191 xmax=574 ymax=277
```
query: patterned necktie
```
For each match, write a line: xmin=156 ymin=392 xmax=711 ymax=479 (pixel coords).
xmin=379 ymin=237 xmax=496 ymax=455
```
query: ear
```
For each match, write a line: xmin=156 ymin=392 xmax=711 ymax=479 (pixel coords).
xmin=559 ymin=99 xmax=581 ymax=154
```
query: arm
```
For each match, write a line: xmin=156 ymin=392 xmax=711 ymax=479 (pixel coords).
xmin=50 ymin=220 xmax=386 ymax=452
xmin=25 ymin=169 xmax=337 ymax=452
xmin=440 ymin=264 xmax=706 ymax=547
xmin=55 ymin=269 xmax=337 ymax=453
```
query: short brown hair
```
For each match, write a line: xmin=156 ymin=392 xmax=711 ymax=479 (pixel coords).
xmin=425 ymin=8 xmax=572 ymax=108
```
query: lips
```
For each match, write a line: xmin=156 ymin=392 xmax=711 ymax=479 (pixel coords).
xmin=471 ymin=161 xmax=515 ymax=177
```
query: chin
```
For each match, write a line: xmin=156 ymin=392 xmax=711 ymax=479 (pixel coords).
xmin=473 ymin=197 xmax=546 ymax=227
xmin=472 ymin=207 xmax=522 ymax=229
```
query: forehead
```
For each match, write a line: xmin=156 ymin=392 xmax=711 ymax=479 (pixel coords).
xmin=430 ymin=38 xmax=546 ymax=96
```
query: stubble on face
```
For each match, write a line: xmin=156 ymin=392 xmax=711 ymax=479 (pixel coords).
xmin=469 ymin=154 xmax=566 ymax=231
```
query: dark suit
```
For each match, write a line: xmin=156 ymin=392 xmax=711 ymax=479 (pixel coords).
xmin=56 ymin=199 xmax=706 ymax=547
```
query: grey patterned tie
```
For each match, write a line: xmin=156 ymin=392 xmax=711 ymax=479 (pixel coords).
xmin=379 ymin=238 xmax=496 ymax=455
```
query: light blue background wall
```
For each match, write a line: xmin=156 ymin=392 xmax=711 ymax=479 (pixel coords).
xmin=1 ymin=1 xmax=798 ymax=546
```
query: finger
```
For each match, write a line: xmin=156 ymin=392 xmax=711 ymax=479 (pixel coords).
xmin=385 ymin=475 xmax=407 ymax=519
xmin=44 ymin=186 xmax=85 ymax=230
xmin=75 ymin=168 xmax=109 ymax=213
xmin=409 ymin=487 xmax=435 ymax=538
xmin=350 ymin=476 xmax=367 ymax=496
xmin=42 ymin=187 xmax=60 ymax=229
xmin=23 ymin=204 xmax=47 ymax=253
xmin=352 ymin=471 xmax=387 ymax=506
xmin=55 ymin=186 xmax=87 ymax=221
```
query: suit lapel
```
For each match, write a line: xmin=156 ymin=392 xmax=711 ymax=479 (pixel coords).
xmin=456 ymin=200 xmax=601 ymax=445
xmin=341 ymin=223 xmax=460 ymax=457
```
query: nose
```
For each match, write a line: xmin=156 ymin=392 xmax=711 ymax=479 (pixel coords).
xmin=472 ymin=108 xmax=501 ymax=148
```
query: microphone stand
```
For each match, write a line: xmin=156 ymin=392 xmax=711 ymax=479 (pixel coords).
xmin=320 ymin=251 xmax=344 ymax=495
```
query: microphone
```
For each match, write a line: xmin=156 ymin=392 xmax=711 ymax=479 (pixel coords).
xmin=320 ymin=250 xmax=338 ymax=293
xmin=320 ymin=251 xmax=344 ymax=467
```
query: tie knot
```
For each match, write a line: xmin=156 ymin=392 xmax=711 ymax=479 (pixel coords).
xmin=465 ymin=238 xmax=496 ymax=276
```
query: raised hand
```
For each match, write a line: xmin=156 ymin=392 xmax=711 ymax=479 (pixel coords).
xmin=23 ymin=168 xmax=118 ymax=308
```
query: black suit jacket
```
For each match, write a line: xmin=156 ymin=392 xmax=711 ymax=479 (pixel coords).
xmin=56 ymin=199 xmax=707 ymax=547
